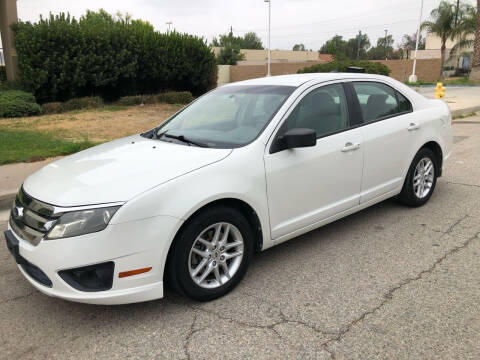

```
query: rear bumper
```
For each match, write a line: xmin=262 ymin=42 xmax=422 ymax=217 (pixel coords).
xmin=5 ymin=215 xmax=182 ymax=305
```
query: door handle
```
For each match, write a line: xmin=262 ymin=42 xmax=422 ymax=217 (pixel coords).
xmin=407 ymin=123 xmax=420 ymax=131
xmin=341 ymin=142 xmax=361 ymax=152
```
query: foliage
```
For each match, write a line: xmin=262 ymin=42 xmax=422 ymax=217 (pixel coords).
xmin=319 ymin=34 xmax=371 ymax=60
xmin=211 ymin=31 xmax=263 ymax=49
xmin=0 ymin=128 xmax=96 ymax=164
xmin=12 ymin=10 xmax=217 ymax=103
xmin=367 ymin=35 xmax=403 ymax=60
xmin=61 ymin=97 xmax=103 ymax=112
xmin=401 ymin=32 xmax=426 ymax=59
xmin=449 ymin=4 xmax=478 ymax=59
xmin=298 ymin=60 xmax=391 ymax=76
xmin=0 ymin=66 xmax=6 ymax=82
xmin=156 ymin=91 xmax=193 ymax=104
xmin=293 ymin=44 xmax=306 ymax=51
xmin=41 ymin=102 xmax=63 ymax=114
xmin=0 ymin=90 xmax=42 ymax=117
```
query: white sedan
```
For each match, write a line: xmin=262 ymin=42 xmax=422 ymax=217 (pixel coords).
xmin=5 ymin=73 xmax=452 ymax=304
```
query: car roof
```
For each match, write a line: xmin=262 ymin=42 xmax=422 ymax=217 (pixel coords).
xmin=224 ymin=73 xmax=392 ymax=88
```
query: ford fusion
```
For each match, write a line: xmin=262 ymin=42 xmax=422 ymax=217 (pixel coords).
xmin=5 ymin=73 xmax=452 ymax=304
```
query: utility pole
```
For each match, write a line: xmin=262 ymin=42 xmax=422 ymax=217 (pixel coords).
xmin=357 ymin=31 xmax=362 ymax=60
xmin=384 ymin=29 xmax=388 ymax=60
xmin=454 ymin=0 xmax=460 ymax=26
xmin=409 ymin=0 xmax=424 ymax=83
xmin=264 ymin=0 xmax=271 ymax=77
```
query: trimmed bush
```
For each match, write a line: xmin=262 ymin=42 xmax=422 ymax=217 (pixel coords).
xmin=41 ymin=102 xmax=63 ymax=114
xmin=157 ymin=91 xmax=194 ymax=104
xmin=298 ymin=60 xmax=391 ymax=76
xmin=61 ymin=96 xmax=103 ymax=112
xmin=0 ymin=90 xmax=42 ymax=117
xmin=12 ymin=11 xmax=217 ymax=103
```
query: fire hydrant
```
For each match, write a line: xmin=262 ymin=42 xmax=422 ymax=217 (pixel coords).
xmin=434 ymin=82 xmax=446 ymax=99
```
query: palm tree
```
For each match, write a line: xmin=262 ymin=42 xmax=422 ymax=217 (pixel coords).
xmin=421 ymin=1 xmax=457 ymax=78
xmin=470 ymin=0 xmax=480 ymax=81
xmin=449 ymin=4 xmax=477 ymax=66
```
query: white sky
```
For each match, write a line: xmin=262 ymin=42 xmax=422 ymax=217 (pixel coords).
xmin=11 ymin=0 xmax=477 ymax=50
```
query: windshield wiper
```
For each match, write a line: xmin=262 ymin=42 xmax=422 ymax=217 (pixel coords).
xmin=163 ymin=133 xmax=209 ymax=148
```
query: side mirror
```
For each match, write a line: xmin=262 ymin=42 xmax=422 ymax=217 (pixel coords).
xmin=283 ymin=128 xmax=317 ymax=149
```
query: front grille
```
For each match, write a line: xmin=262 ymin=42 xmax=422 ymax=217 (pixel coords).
xmin=9 ymin=188 xmax=59 ymax=246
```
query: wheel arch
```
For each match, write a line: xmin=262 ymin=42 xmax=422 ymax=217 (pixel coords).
xmin=420 ymin=140 xmax=444 ymax=176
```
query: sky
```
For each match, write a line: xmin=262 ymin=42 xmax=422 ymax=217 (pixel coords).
xmin=11 ymin=0 xmax=478 ymax=50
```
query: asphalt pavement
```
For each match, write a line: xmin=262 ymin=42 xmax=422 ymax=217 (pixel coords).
xmin=1 ymin=117 xmax=480 ymax=359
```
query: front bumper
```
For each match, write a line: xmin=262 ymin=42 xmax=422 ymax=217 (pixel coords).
xmin=5 ymin=215 xmax=182 ymax=305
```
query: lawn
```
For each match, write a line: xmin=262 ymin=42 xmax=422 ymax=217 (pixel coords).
xmin=0 ymin=103 xmax=182 ymax=165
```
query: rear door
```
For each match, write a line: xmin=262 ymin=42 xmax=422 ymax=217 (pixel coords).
xmin=349 ymin=81 xmax=420 ymax=204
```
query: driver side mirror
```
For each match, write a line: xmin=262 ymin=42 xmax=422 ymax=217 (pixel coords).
xmin=271 ymin=128 xmax=317 ymax=153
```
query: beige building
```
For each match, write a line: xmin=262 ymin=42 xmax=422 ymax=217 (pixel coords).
xmin=212 ymin=47 xmax=332 ymax=66
xmin=413 ymin=33 xmax=474 ymax=73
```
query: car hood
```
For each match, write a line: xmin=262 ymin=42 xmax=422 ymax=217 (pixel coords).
xmin=23 ymin=135 xmax=232 ymax=207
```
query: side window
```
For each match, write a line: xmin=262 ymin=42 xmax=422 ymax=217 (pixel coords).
xmin=397 ymin=91 xmax=413 ymax=113
xmin=352 ymin=82 xmax=400 ymax=123
xmin=284 ymin=83 xmax=349 ymax=138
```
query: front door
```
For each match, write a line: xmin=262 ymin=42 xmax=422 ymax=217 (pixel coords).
xmin=264 ymin=83 xmax=364 ymax=240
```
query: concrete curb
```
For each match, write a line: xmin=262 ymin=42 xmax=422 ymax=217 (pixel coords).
xmin=451 ymin=106 xmax=480 ymax=118
xmin=0 ymin=193 xmax=15 ymax=211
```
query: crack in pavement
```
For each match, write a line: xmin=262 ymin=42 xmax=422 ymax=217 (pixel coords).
xmin=3 ymin=290 xmax=37 ymax=304
xmin=183 ymin=311 xmax=198 ymax=360
xmin=322 ymin=229 xmax=480 ymax=358
xmin=443 ymin=181 xmax=480 ymax=189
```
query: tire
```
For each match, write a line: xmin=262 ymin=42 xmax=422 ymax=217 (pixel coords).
xmin=166 ymin=206 xmax=254 ymax=301
xmin=398 ymin=148 xmax=438 ymax=207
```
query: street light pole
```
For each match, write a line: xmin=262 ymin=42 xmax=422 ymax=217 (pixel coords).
xmin=409 ymin=0 xmax=424 ymax=83
xmin=264 ymin=0 xmax=271 ymax=76
xmin=384 ymin=29 xmax=388 ymax=61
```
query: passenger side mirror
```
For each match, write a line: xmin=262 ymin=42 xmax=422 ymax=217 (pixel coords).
xmin=283 ymin=128 xmax=317 ymax=149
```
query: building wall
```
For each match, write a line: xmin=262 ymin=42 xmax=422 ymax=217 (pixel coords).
xmin=230 ymin=61 xmax=324 ymax=82
xmin=212 ymin=47 xmax=325 ymax=65
xmin=228 ymin=59 xmax=442 ymax=84
xmin=372 ymin=59 xmax=442 ymax=82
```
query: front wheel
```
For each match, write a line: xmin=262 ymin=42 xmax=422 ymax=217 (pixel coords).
xmin=166 ymin=206 xmax=254 ymax=301
xmin=398 ymin=148 xmax=438 ymax=207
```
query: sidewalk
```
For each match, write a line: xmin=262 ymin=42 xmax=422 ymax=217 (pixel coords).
xmin=0 ymin=158 xmax=58 ymax=209
xmin=415 ymin=86 xmax=480 ymax=116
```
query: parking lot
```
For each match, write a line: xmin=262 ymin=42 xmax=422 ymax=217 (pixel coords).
xmin=1 ymin=116 xmax=480 ymax=359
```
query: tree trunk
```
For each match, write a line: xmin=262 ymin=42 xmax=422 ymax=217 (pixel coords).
xmin=470 ymin=0 xmax=480 ymax=81
xmin=440 ymin=42 xmax=446 ymax=79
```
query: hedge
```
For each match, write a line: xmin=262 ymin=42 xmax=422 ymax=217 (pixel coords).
xmin=0 ymin=90 xmax=42 ymax=117
xmin=298 ymin=60 xmax=391 ymax=76
xmin=12 ymin=10 xmax=217 ymax=103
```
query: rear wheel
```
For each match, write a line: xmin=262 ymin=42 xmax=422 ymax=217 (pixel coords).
xmin=166 ymin=206 xmax=254 ymax=301
xmin=398 ymin=148 xmax=438 ymax=207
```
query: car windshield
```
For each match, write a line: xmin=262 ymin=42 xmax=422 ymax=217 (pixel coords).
xmin=153 ymin=85 xmax=296 ymax=148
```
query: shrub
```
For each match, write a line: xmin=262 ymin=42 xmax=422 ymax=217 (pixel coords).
xmin=157 ymin=91 xmax=194 ymax=104
xmin=298 ymin=60 xmax=391 ymax=76
xmin=61 ymin=96 xmax=103 ymax=111
xmin=41 ymin=102 xmax=63 ymax=114
xmin=12 ymin=11 xmax=217 ymax=103
xmin=0 ymin=90 xmax=42 ymax=117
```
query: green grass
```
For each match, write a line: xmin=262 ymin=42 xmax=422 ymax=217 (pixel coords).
xmin=453 ymin=111 xmax=478 ymax=120
xmin=0 ymin=128 xmax=97 ymax=165
xmin=406 ymin=77 xmax=480 ymax=86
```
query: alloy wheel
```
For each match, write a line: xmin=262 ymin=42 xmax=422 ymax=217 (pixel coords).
xmin=413 ymin=157 xmax=435 ymax=199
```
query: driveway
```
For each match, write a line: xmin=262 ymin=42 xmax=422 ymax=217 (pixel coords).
xmin=1 ymin=117 xmax=480 ymax=359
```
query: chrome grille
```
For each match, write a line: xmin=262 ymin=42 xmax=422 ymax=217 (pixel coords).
xmin=9 ymin=188 xmax=59 ymax=246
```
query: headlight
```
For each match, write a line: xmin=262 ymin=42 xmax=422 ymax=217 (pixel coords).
xmin=46 ymin=206 xmax=120 ymax=240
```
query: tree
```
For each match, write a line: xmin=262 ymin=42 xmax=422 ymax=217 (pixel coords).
xmin=293 ymin=44 xmax=306 ymax=51
xmin=319 ymin=34 xmax=370 ymax=60
xmin=421 ymin=1 xmax=458 ymax=78
xmin=215 ymin=31 xmax=245 ymax=65
xmin=401 ymin=32 xmax=426 ymax=59
xmin=449 ymin=4 xmax=477 ymax=64
xmin=242 ymin=32 xmax=264 ymax=49
xmin=211 ymin=31 xmax=263 ymax=50
xmin=471 ymin=0 xmax=480 ymax=80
